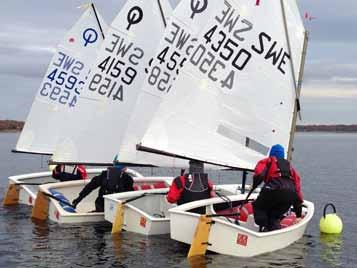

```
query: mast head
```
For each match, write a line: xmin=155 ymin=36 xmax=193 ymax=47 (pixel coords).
xmin=269 ymin=144 xmax=285 ymax=159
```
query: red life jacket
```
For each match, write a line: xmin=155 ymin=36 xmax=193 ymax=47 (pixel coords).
xmin=76 ymin=165 xmax=87 ymax=180
xmin=265 ymin=158 xmax=295 ymax=191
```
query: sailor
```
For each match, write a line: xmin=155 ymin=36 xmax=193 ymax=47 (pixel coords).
xmin=166 ymin=160 xmax=215 ymax=214
xmin=52 ymin=164 xmax=87 ymax=182
xmin=72 ymin=158 xmax=134 ymax=212
xmin=252 ymin=144 xmax=303 ymax=231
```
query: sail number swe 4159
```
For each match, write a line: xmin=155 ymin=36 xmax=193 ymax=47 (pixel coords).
xmin=88 ymin=55 xmax=138 ymax=102
xmin=88 ymin=32 xmax=144 ymax=102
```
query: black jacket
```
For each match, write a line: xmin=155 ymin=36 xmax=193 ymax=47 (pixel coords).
xmin=75 ymin=169 xmax=134 ymax=212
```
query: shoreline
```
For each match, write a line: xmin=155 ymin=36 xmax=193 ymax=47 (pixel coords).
xmin=1 ymin=120 xmax=357 ymax=133
xmin=0 ymin=120 xmax=24 ymax=132
xmin=296 ymin=124 xmax=357 ymax=133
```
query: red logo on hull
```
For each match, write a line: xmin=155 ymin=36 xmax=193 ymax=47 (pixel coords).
xmin=55 ymin=210 xmax=60 ymax=220
xmin=140 ymin=216 xmax=146 ymax=228
xmin=237 ymin=233 xmax=248 ymax=246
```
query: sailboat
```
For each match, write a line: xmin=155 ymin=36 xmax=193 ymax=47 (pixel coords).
xmin=3 ymin=4 xmax=108 ymax=207
xmin=102 ymin=0 xmax=259 ymax=236
xmin=33 ymin=0 xmax=184 ymax=224
xmin=135 ymin=0 xmax=314 ymax=257
xmin=51 ymin=0 xmax=175 ymax=167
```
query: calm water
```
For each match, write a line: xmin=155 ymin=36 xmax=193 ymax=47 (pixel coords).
xmin=0 ymin=132 xmax=356 ymax=268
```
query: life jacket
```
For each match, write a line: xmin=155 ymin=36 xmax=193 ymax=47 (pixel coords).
xmin=266 ymin=158 xmax=295 ymax=191
xmin=76 ymin=165 xmax=87 ymax=179
xmin=52 ymin=164 xmax=64 ymax=179
xmin=52 ymin=164 xmax=87 ymax=180
xmin=175 ymin=173 xmax=211 ymax=206
xmin=102 ymin=167 xmax=130 ymax=195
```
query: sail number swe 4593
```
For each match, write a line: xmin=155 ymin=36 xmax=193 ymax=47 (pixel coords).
xmin=39 ymin=51 xmax=85 ymax=108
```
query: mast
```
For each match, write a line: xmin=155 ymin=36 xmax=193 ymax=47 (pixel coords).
xmin=91 ymin=3 xmax=105 ymax=40
xmin=279 ymin=0 xmax=307 ymax=160
xmin=288 ymin=31 xmax=308 ymax=160
xmin=157 ymin=0 xmax=167 ymax=28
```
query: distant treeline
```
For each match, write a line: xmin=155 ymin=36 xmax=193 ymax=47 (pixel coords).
xmin=296 ymin=124 xmax=357 ymax=132
xmin=0 ymin=120 xmax=24 ymax=132
xmin=1 ymin=120 xmax=357 ymax=133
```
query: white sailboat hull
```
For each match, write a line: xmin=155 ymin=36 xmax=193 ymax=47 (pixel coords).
xmin=40 ymin=175 xmax=173 ymax=224
xmin=6 ymin=169 xmax=106 ymax=206
xmin=104 ymin=184 xmax=253 ymax=236
xmin=104 ymin=186 xmax=174 ymax=236
xmin=169 ymin=194 xmax=314 ymax=257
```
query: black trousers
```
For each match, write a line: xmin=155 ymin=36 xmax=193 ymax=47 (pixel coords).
xmin=253 ymin=187 xmax=298 ymax=231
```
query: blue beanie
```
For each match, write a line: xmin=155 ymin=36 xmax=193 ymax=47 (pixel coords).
xmin=113 ymin=163 xmax=125 ymax=170
xmin=269 ymin=144 xmax=285 ymax=159
xmin=113 ymin=154 xmax=125 ymax=170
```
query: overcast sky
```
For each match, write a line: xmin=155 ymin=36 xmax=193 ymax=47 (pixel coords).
xmin=0 ymin=0 xmax=356 ymax=124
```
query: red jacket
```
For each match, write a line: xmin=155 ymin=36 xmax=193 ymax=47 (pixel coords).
xmin=253 ymin=157 xmax=303 ymax=202
xmin=166 ymin=175 xmax=214 ymax=204
xmin=76 ymin=165 xmax=87 ymax=179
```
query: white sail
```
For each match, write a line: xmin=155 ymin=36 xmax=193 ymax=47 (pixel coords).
xmin=116 ymin=0 xmax=221 ymax=165
xmin=15 ymin=6 xmax=107 ymax=155
xmin=52 ymin=0 xmax=175 ymax=165
xmin=284 ymin=0 xmax=306 ymax=85
xmin=139 ymin=0 xmax=307 ymax=170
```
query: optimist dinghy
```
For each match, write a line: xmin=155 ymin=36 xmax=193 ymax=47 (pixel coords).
xmin=31 ymin=169 xmax=176 ymax=224
xmin=169 ymin=194 xmax=314 ymax=257
xmin=134 ymin=0 xmax=313 ymax=257
xmin=103 ymin=183 xmax=253 ymax=236
xmin=3 ymin=168 xmax=105 ymax=207
xmin=3 ymin=5 xmax=107 ymax=206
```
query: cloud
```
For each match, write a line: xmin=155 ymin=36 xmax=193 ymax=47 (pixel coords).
xmin=331 ymin=77 xmax=357 ymax=83
xmin=300 ymin=0 xmax=357 ymax=43
xmin=304 ymin=63 xmax=357 ymax=85
xmin=0 ymin=22 xmax=62 ymax=78
xmin=0 ymin=45 xmax=53 ymax=78
xmin=0 ymin=0 xmax=356 ymax=124
xmin=301 ymin=84 xmax=357 ymax=99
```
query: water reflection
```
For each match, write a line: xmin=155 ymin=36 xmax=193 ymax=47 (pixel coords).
xmin=203 ymin=236 xmax=309 ymax=268
xmin=1 ymin=133 xmax=357 ymax=267
xmin=112 ymin=234 xmax=122 ymax=252
xmin=188 ymin=256 xmax=208 ymax=268
xmin=32 ymin=219 xmax=50 ymax=249
xmin=320 ymin=234 xmax=343 ymax=267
